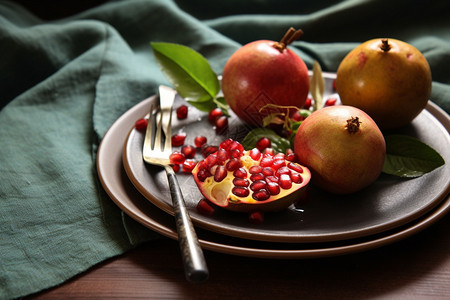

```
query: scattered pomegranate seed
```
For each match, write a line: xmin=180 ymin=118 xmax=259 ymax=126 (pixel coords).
xmin=215 ymin=116 xmax=228 ymax=133
xmin=181 ymin=144 xmax=196 ymax=159
xmin=171 ymin=164 xmax=180 ymax=173
xmin=194 ymin=136 xmax=207 ymax=148
xmin=197 ymin=198 xmax=215 ymax=215
xmin=256 ymin=137 xmax=271 ymax=151
xmin=248 ymin=211 xmax=264 ymax=224
xmin=208 ymin=108 xmax=223 ymax=124
xmin=182 ymin=159 xmax=197 ymax=173
xmin=332 ymin=79 xmax=337 ymax=90
xmin=169 ymin=151 xmax=185 ymax=165
xmin=303 ymin=97 xmax=312 ymax=109
xmin=176 ymin=105 xmax=188 ymax=119
xmin=325 ymin=97 xmax=337 ymax=106
xmin=135 ymin=118 xmax=148 ymax=130
xmin=172 ymin=133 xmax=186 ymax=147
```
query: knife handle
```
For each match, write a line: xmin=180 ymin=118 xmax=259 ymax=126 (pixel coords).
xmin=166 ymin=167 xmax=209 ymax=283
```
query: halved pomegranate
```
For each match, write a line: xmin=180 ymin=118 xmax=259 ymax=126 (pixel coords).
xmin=192 ymin=139 xmax=311 ymax=212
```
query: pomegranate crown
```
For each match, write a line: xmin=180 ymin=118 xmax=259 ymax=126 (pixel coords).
xmin=273 ymin=27 xmax=304 ymax=52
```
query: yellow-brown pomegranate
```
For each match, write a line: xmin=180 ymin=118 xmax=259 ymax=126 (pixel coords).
xmin=336 ymin=38 xmax=432 ymax=130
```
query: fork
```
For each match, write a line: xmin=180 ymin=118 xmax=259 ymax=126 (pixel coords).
xmin=143 ymin=85 xmax=209 ymax=283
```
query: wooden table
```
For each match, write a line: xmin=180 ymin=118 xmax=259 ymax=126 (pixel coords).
xmin=27 ymin=213 xmax=449 ymax=299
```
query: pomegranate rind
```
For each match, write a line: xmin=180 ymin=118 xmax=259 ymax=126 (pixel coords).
xmin=192 ymin=150 xmax=311 ymax=213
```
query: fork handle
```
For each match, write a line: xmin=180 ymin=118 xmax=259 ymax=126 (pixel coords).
xmin=165 ymin=167 xmax=209 ymax=283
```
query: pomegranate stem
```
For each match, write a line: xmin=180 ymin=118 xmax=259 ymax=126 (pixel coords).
xmin=380 ymin=39 xmax=391 ymax=52
xmin=273 ymin=27 xmax=304 ymax=52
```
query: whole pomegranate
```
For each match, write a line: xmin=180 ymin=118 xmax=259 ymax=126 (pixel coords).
xmin=222 ymin=28 xmax=310 ymax=127
xmin=294 ymin=106 xmax=386 ymax=194
xmin=192 ymin=138 xmax=310 ymax=212
xmin=336 ymin=38 xmax=432 ymax=130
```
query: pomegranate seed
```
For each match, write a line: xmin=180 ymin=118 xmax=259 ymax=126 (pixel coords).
xmin=262 ymin=167 xmax=274 ymax=177
xmin=278 ymin=174 xmax=292 ymax=189
xmin=271 ymin=159 xmax=286 ymax=171
xmin=205 ymin=154 xmax=220 ymax=168
xmin=287 ymin=162 xmax=303 ymax=173
xmin=182 ymin=160 xmax=197 ymax=173
xmin=332 ymin=79 xmax=337 ymax=90
xmin=290 ymin=171 xmax=303 ymax=184
xmin=233 ymin=167 xmax=247 ymax=178
xmin=201 ymin=144 xmax=218 ymax=157
xmin=219 ymin=138 xmax=234 ymax=150
xmin=176 ymin=105 xmax=188 ymax=119
xmin=197 ymin=198 xmax=215 ymax=216
xmin=303 ymin=98 xmax=312 ymax=109
xmin=256 ymin=137 xmax=271 ymax=151
xmin=276 ymin=166 xmax=291 ymax=177
xmin=232 ymin=186 xmax=249 ymax=197
xmin=216 ymin=148 xmax=229 ymax=162
xmin=250 ymin=173 xmax=264 ymax=182
xmin=171 ymin=133 xmax=186 ymax=147
xmin=249 ymin=211 xmax=264 ymax=224
xmin=225 ymin=158 xmax=242 ymax=171
xmin=267 ymin=181 xmax=280 ymax=195
xmin=215 ymin=116 xmax=228 ymax=134
xmin=194 ymin=136 xmax=207 ymax=148
xmin=233 ymin=177 xmax=249 ymax=187
xmin=214 ymin=165 xmax=227 ymax=182
xmin=259 ymin=157 xmax=274 ymax=168
xmin=229 ymin=149 xmax=242 ymax=159
xmin=265 ymin=175 xmax=278 ymax=183
xmin=249 ymin=165 xmax=262 ymax=174
xmin=263 ymin=148 xmax=275 ymax=156
xmin=325 ymin=97 xmax=337 ymax=106
xmin=252 ymin=189 xmax=270 ymax=201
xmin=135 ymin=118 xmax=148 ymax=130
xmin=171 ymin=164 xmax=180 ymax=172
xmin=181 ymin=145 xmax=196 ymax=159
xmin=291 ymin=111 xmax=304 ymax=122
xmin=273 ymin=153 xmax=285 ymax=160
xmin=196 ymin=168 xmax=211 ymax=182
xmin=229 ymin=141 xmax=244 ymax=153
xmin=250 ymin=180 xmax=267 ymax=191
xmin=285 ymin=152 xmax=298 ymax=162
xmin=208 ymin=108 xmax=223 ymax=124
xmin=249 ymin=148 xmax=262 ymax=161
xmin=169 ymin=151 xmax=185 ymax=164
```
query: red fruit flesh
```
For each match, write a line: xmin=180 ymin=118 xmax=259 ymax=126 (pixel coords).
xmin=294 ymin=105 xmax=386 ymax=194
xmin=221 ymin=31 xmax=309 ymax=127
xmin=192 ymin=139 xmax=310 ymax=212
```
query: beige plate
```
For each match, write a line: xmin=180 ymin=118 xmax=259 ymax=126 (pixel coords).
xmin=121 ymin=73 xmax=450 ymax=243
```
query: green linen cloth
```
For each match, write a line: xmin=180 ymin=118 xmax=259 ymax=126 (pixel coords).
xmin=0 ymin=0 xmax=449 ymax=298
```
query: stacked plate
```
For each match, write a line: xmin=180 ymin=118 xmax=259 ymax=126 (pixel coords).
xmin=97 ymin=73 xmax=450 ymax=259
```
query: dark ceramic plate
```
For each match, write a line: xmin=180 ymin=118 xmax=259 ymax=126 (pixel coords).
xmin=121 ymin=73 xmax=450 ymax=243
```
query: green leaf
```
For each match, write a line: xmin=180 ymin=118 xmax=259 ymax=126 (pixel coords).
xmin=241 ymin=128 xmax=292 ymax=153
xmin=382 ymin=135 xmax=445 ymax=177
xmin=310 ymin=60 xmax=324 ymax=111
xmin=151 ymin=42 xmax=220 ymax=108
